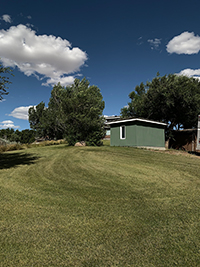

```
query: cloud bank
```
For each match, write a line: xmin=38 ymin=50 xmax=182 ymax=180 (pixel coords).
xmin=0 ymin=24 xmax=88 ymax=86
xmin=8 ymin=105 xmax=35 ymax=120
xmin=0 ymin=120 xmax=20 ymax=129
xmin=167 ymin=31 xmax=200 ymax=55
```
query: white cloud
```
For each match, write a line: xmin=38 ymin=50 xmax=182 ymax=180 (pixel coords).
xmin=42 ymin=75 xmax=75 ymax=87
xmin=0 ymin=24 xmax=88 ymax=86
xmin=137 ymin=36 xmax=143 ymax=45
xmin=176 ymin=68 xmax=200 ymax=80
xmin=1 ymin=14 xmax=12 ymax=23
xmin=8 ymin=105 xmax=35 ymax=120
xmin=0 ymin=120 xmax=20 ymax=129
xmin=26 ymin=23 xmax=34 ymax=28
xmin=167 ymin=32 xmax=200 ymax=54
xmin=148 ymin=38 xmax=161 ymax=49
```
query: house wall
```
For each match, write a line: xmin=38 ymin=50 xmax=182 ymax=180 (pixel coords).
xmin=110 ymin=121 xmax=165 ymax=148
xmin=110 ymin=123 xmax=137 ymax=147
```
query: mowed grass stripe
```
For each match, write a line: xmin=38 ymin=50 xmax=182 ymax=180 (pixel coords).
xmin=1 ymin=144 xmax=200 ymax=266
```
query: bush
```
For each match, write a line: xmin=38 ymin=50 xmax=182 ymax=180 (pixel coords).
xmin=0 ymin=143 xmax=23 ymax=152
xmin=0 ymin=139 xmax=68 ymax=153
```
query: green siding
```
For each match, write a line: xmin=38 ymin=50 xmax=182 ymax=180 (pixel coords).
xmin=110 ymin=121 xmax=165 ymax=148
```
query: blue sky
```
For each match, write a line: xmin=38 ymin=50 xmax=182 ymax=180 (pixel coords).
xmin=1 ymin=0 xmax=200 ymax=130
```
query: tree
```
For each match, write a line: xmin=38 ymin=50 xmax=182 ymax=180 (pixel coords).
xmin=0 ymin=128 xmax=14 ymax=140
xmin=121 ymin=82 xmax=146 ymax=118
xmin=0 ymin=61 xmax=13 ymax=101
xmin=20 ymin=129 xmax=35 ymax=144
xmin=29 ymin=102 xmax=48 ymax=138
xmin=29 ymin=78 xmax=105 ymax=145
xmin=28 ymin=101 xmax=63 ymax=140
xmin=0 ymin=128 xmax=35 ymax=143
xmin=121 ymin=73 xmax=200 ymax=138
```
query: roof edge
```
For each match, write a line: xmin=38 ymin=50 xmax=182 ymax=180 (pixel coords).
xmin=107 ymin=118 xmax=167 ymax=126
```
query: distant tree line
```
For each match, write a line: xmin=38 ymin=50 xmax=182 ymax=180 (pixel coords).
xmin=29 ymin=78 xmax=105 ymax=146
xmin=0 ymin=128 xmax=35 ymax=144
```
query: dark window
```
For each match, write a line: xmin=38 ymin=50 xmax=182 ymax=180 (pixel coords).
xmin=120 ymin=125 xmax=126 ymax=139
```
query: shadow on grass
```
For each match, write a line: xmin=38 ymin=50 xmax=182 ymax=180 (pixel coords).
xmin=188 ymin=151 xmax=200 ymax=157
xmin=0 ymin=152 xmax=40 ymax=169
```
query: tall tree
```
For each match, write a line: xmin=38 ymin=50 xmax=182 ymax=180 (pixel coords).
xmin=28 ymin=102 xmax=48 ymax=138
xmin=121 ymin=74 xmax=200 ymax=138
xmin=121 ymin=82 xmax=146 ymax=118
xmin=29 ymin=78 xmax=105 ymax=145
xmin=0 ymin=61 xmax=13 ymax=101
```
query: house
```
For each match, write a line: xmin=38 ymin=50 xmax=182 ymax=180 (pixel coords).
xmin=107 ymin=118 xmax=167 ymax=150
xmin=104 ymin=115 xmax=120 ymax=139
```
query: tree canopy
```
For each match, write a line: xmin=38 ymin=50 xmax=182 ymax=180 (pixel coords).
xmin=0 ymin=128 xmax=35 ymax=144
xmin=0 ymin=61 xmax=13 ymax=101
xmin=29 ymin=78 xmax=105 ymax=145
xmin=121 ymin=73 xmax=200 ymax=138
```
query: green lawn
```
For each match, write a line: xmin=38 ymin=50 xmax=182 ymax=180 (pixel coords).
xmin=1 ymin=144 xmax=200 ymax=266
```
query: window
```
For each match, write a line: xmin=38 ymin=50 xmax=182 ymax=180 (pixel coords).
xmin=120 ymin=125 xmax=126 ymax=139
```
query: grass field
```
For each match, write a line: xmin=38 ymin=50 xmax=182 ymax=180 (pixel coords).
xmin=1 ymin=143 xmax=200 ymax=266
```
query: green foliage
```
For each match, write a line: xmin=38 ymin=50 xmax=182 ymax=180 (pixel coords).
xmin=0 ymin=128 xmax=14 ymax=140
xmin=0 ymin=128 xmax=35 ymax=144
xmin=29 ymin=78 xmax=105 ymax=145
xmin=20 ymin=129 xmax=35 ymax=144
xmin=121 ymin=82 xmax=146 ymax=118
xmin=121 ymin=74 xmax=200 ymax=138
xmin=0 ymin=61 xmax=13 ymax=101
xmin=0 ymin=139 xmax=67 ymax=153
xmin=29 ymin=102 xmax=47 ymax=137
